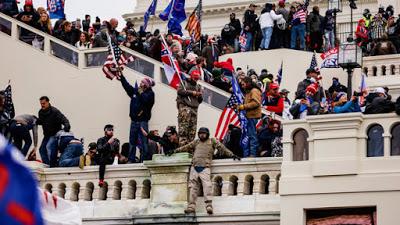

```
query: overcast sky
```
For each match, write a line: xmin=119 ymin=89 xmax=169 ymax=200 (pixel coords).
xmin=21 ymin=0 xmax=136 ymax=29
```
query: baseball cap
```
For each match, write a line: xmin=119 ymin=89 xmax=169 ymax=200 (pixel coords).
xmin=374 ymin=87 xmax=387 ymax=96
xmin=249 ymin=3 xmax=258 ymax=7
xmin=88 ymin=142 xmax=97 ymax=150
xmin=280 ymin=89 xmax=290 ymax=93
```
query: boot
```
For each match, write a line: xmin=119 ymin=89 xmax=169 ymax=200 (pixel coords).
xmin=184 ymin=207 xmax=195 ymax=214
xmin=206 ymin=205 xmax=213 ymax=215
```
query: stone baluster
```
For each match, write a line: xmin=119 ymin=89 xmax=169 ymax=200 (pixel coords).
xmin=121 ymin=184 xmax=130 ymax=200
xmin=106 ymin=184 xmax=114 ymax=200
xmin=135 ymin=185 xmax=143 ymax=200
xmin=64 ymin=187 xmax=72 ymax=201
xmin=237 ymin=180 xmax=245 ymax=196
xmin=92 ymin=185 xmax=100 ymax=201
xmin=269 ymin=178 xmax=277 ymax=195
xmin=253 ymin=177 xmax=261 ymax=195
xmin=221 ymin=180 xmax=231 ymax=196
xmin=78 ymin=186 xmax=86 ymax=201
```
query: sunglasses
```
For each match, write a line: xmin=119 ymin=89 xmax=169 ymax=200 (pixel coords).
xmin=106 ymin=128 xmax=114 ymax=131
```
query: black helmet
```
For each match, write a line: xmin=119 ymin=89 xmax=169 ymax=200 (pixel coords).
xmin=198 ymin=127 xmax=210 ymax=135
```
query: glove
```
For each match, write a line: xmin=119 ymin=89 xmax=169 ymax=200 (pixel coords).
xmin=232 ymin=155 xmax=241 ymax=161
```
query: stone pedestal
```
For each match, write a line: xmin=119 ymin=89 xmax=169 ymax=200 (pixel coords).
xmin=144 ymin=153 xmax=192 ymax=215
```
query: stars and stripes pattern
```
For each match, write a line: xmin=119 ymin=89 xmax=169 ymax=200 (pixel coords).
xmin=215 ymin=92 xmax=241 ymax=140
xmin=215 ymin=76 xmax=248 ymax=147
xmin=309 ymin=51 xmax=318 ymax=69
xmin=102 ymin=43 xmax=134 ymax=80
xmin=3 ymin=85 xmax=14 ymax=119
xmin=185 ymin=0 xmax=202 ymax=42
xmin=239 ymin=31 xmax=247 ymax=52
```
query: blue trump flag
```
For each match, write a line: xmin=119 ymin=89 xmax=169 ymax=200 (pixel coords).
xmin=0 ymin=135 xmax=43 ymax=225
xmin=47 ymin=0 xmax=65 ymax=19
xmin=231 ymin=75 xmax=249 ymax=151
xmin=159 ymin=0 xmax=186 ymax=36
xmin=143 ymin=0 xmax=157 ymax=31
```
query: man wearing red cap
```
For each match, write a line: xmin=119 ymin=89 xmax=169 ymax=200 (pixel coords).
xmin=263 ymin=83 xmax=284 ymax=115
xmin=176 ymin=70 xmax=203 ymax=146
xmin=290 ymin=83 xmax=320 ymax=119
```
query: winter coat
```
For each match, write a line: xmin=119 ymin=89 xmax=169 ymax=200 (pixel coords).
xmin=229 ymin=18 xmax=242 ymax=36
xmin=37 ymin=105 xmax=70 ymax=137
xmin=307 ymin=11 xmax=324 ymax=33
xmin=371 ymin=41 xmax=397 ymax=56
xmin=364 ymin=97 xmax=395 ymax=114
xmin=333 ymin=100 xmax=361 ymax=113
xmin=263 ymin=93 xmax=284 ymax=114
xmin=243 ymin=87 xmax=262 ymax=119
xmin=0 ymin=0 xmax=19 ymax=16
xmin=289 ymin=99 xmax=320 ymax=119
xmin=395 ymin=96 xmax=400 ymax=115
xmin=259 ymin=10 xmax=283 ymax=29
xmin=120 ymin=75 xmax=155 ymax=122
xmin=243 ymin=9 xmax=258 ymax=33
xmin=97 ymin=136 xmax=120 ymax=163
xmin=176 ymin=79 xmax=203 ymax=109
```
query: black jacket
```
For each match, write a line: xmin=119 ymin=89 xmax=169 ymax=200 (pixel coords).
xmin=395 ymin=96 xmax=400 ymax=115
xmin=0 ymin=0 xmax=19 ymax=16
xmin=364 ymin=97 xmax=395 ymax=114
xmin=120 ymin=75 xmax=155 ymax=122
xmin=229 ymin=18 xmax=242 ymax=36
xmin=37 ymin=106 xmax=70 ymax=137
xmin=97 ymin=136 xmax=120 ymax=163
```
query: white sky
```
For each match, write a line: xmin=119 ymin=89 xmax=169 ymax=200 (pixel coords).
xmin=19 ymin=0 xmax=136 ymax=29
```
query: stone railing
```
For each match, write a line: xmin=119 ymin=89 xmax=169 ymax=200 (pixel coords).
xmin=363 ymin=54 xmax=400 ymax=77
xmin=0 ymin=12 xmax=231 ymax=111
xmin=29 ymin=154 xmax=282 ymax=221
xmin=282 ymin=113 xmax=400 ymax=178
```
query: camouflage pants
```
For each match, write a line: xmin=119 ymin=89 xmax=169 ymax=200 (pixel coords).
xmin=178 ymin=105 xmax=197 ymax=147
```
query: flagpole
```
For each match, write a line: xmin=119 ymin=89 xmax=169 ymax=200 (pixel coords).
xmin=160 ymin=35 xmax=186 ymax=89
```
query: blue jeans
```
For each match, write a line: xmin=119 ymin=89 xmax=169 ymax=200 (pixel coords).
xmin=10 ymin=121 xmax=32 ymax=156
xmin=39 ymin=136 xmax=57 ymax=166
xmin=243 ymin=118 xmax=259 ymax=157
xmin=129 ymin=121 xmax=149 ymax=163
xmin=245 ymin=32 xmax=253 ymax=51
xmin=261 ymin=27 xmax=273 ymax=49
xmin=291 ymin=24 xmax=306 ymax=50
xmin=324 ymin=30 xmax=335 ymax=51
xmin=59 ymin=143 xmax=83 ymax=167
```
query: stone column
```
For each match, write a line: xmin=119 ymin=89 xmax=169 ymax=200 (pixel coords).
xmin=121 ymin=184 xmax=130 ymax=200
xmin=135 ymin=185 xmax=143 ymax=200
xmin=221 ymin=181 xmax=231 ymax=196
xmin=106 ymin=184 xmax=114 ymax=200
xmin=237 ymin=181 xmax=245 ymax=196
xmin=78 ymin=186 xmax=86 ymax=201
xmin=144 ymin=153 xmax=192 ymax=215
xmin=269 ymin=178 xmax=277 ymax=195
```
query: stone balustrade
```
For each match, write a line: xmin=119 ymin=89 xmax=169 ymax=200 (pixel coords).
xmin=28 ymin=154 xmax=282 ymax=222
xmin=363 ymin=54 xmax=400 ymax=77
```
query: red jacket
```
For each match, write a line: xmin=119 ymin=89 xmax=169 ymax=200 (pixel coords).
xmin=263 ymin=93 xmax=284 ymax=114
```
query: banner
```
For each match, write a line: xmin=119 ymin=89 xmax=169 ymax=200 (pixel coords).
xmin=47 ymin=0 xmax=65 ymax=19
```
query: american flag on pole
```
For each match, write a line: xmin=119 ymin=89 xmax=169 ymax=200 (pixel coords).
xmin=309 ymin=51 xmax=318 ymax=69
xmin=277 ymin=61 xmax=283 ymax=85
xmin=161 ymin=37 xmax=183 ymax=89
xmin=3 ymin=84 xmax=15 ymax=119
xmin=102 ymin=41 xmax=134 ymax=80
xmin=239 ymin=31 xmax=247 ymax=52
xmin=359 ymin=73 xmax=368 ymax=105
xmin=215 ymin=76 xmax=248 ymax=148
xmin=185 ymin=0 xmax=202 ymax=42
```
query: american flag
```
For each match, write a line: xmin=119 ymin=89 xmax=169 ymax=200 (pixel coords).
xmin=102 ymin=42 xmax=134 ymax=80
xmin=3 ymin=85 xmax=15 ymax=119
xmin=309 ymin=51 xmax=318 ymax=69
xmin=277 ymin=61 xmax=283 ymax=85
xmin=359 ymin=73 xmax=368 ymax=105
xmin=185 ymin=0 xmax=202 ymax=42
xmin=215 ymin=76 xmax=248 ymax=148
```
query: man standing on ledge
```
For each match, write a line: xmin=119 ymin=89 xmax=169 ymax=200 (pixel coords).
xmin=237 ymin=77 xmax=262 ymax=157
xmin=169 ymin=127 xmax=240 ymax=215
xmin=37 ymin=96 xmax=70 ymax=167
xmin=176 ymin=70 xmax=203 ymax=147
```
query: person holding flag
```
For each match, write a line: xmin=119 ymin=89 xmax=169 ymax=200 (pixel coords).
xmin=176 ymin=70 xmax=203 ymax=147
xmin=47 ymin=0 xmax=65 ymax=20
xmin=235 ymin=77 xmax=262 ymax=157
